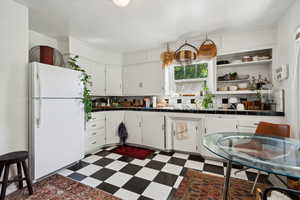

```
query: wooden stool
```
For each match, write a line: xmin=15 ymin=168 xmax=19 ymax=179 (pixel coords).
xmin=0 ymin=151 xmax=33 ymax=200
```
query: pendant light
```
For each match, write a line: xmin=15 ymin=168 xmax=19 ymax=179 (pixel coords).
xmin=175 ymin=40 xmax=198 ymax=65
xmin=160 ymin=43 xmax=175 ymax=67
xmin=112 ymin=0 xmax=131 ymax=7
xmin=198 ymin=33 xmax=217 ymax=60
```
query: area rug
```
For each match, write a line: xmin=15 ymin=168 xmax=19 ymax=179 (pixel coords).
xmin=111 ymin=145 xmax=154 ymax=159
xmin=6 ymin=174 xmax=119 ymax=200
xmin=174 ymin=169 xmax=270 ymax=200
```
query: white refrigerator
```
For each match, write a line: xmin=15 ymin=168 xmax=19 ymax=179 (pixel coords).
xmin=29 ymin=62 xmax=85 ymax=181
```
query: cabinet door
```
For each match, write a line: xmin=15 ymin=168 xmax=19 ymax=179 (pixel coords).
xmin=173 ymin=120 xmax=200 ymax=153
xmin=92 ymin=64 xmax=106 ymax=96
xmin=123 ymin=65 xmax=142 ymax=95
xmin=106 ymin=65 xmax=122 ymax=96
xmin=124 ymin=112 xmax=142 ymax=144
xmin=142 ymin=112 xmax=165 ymax=149
xmin=106 ymin=111 xmax=124 ymax=144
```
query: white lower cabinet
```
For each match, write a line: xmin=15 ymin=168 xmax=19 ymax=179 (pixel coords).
xmin=105 ymin=111 xmax=125 ymax=145
xmin=172 ymin=119 xmax=201 ymax=153
xmin=141 ymin=112 xmax=165 ymax=149
xmin=124 ymin=111 xmax=142 ymax=144
xmin=85 ymin=112 xmax=106 ymax=154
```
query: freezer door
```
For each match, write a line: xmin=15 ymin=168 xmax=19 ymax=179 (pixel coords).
xmin=30 ymin=98 xmax=84 ymax=180
xmin=31 ymin=62 xmax=83 ymax=98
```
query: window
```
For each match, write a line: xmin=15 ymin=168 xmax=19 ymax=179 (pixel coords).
xmin=174 ymin=63 xmax=208 ymax=80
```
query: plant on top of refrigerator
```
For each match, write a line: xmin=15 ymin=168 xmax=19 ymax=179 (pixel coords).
xmin=68 ymin=56 xmax=93 ymax=121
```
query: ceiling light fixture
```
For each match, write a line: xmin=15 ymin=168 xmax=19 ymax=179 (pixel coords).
xmin=112 ymin=0 xmax=131 ymax=7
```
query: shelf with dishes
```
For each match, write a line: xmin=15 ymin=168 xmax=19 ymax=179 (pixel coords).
xmin=217 ymin=59 xmax=272 ymax=68
xmin=214 ymin=90 xmax=272 ymax=95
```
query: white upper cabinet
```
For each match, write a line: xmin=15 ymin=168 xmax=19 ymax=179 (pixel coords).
xmin=141 ymin=112 xmax=165 ymax=149
xmin=77 ymin=57 xmax=106 ymax=96
xmin=123 ymin=62 xmax=164 ymax=96
xmin=106 ymin=65 xmax=123 ymax=96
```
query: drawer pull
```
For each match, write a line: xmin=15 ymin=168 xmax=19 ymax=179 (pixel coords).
xmin=92 ymin=141 xmax=96 ymax=145
xmin=92 ymin=124 xmax=97 ymax=127
xmin=92 ymin=132 xmax=97 ymax=136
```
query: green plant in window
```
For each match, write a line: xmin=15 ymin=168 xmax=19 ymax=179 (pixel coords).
xmin=185 ymin=65 xmax=197 ymax=79
xmin=174 ymin=66 xmax=185 ymax=80
xmin=196 ymin=63 xmax=208 ymax=78
xmin=68 ymin=55 xmax=93 ymax=121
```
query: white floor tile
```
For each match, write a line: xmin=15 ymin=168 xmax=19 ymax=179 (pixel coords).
xmin=130 ymin=159 xmax=150 ymax=166
xmin=81 ymin=177 xmax=102 ymax=187
xmin=106 ymin=153 xmax=122 ymax=160
xmin=161 ymin=163 xmax=183 ymax=175
xmin=106 ymin=160 xmax=128 ymax=171
xmin=114 ymin=188 xmax=140 ymax=200
xmin=82 ymin=155 xmax=102 ymax=163
xmin=173 ymin=152 xmax=189 ymax=159
xmin=57 ymin=169 xmax=73 ymax=177
xmin=204 ymin=160 xmax=223 ymax=166
xmin=135 ymin=167 xmax=159 ymax=181
xmin=105 ymin=172 xmax=132 ymax=187
xmin=184 ymin=160 xmax=203 ymax=171
xmin=174 ymin=176 xmax=184 ymax=188
xmin=230 ymin=168 xmax=248 ymax=180
xmin=142 ymin=182 xmax=172 ymax=200
xmin=76 ymin=164 xmax=102 ymax=176
xmin=152 ymin=154 xmax=171 ymax=162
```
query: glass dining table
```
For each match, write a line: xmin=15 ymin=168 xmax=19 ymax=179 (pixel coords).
xmin=203 ymin=132 xmax=300 ymax=200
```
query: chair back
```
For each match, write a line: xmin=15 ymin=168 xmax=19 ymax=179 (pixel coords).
xmin=255 ymin=122 xmax=290 ymax=138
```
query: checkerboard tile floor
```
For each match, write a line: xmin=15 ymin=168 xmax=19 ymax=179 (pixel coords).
xmin=57 ymin=146 xmax=270 ymax=200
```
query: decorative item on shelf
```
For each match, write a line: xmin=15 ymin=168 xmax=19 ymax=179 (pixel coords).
xmin=229 ymin=72 xmax=238 ymax=80
xmin=175 ymin=40 xmax=198 ymax=65
xmin=198 ymin=33 xmax=217 ymax=60
xmin=68 ymin=56 xmax=93 ymax=121
xmin=201 ymin=81 xmax=215 ymax=109
xmin=29 ymin=45 xmax=64 ymax=67
xmin=242 ymin=56 xmax=253 ymax=62
xmin=160 ymin=43 xmax=175 ymax=67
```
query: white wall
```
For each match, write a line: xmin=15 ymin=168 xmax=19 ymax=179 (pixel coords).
xmin=0 ymin=0 xmax=29 ymax=154
xmin=276 ymin=0 xmax=300 ymax=138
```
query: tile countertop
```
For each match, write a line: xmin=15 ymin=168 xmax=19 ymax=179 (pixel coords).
xmin=91 ymin=107 xmax=284 ymax=117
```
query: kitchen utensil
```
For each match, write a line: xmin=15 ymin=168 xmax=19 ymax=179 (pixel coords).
xmin=237 ymin=103 xmax=245 ymax=111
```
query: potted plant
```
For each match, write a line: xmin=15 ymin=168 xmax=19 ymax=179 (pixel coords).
xmin=68 ymin=56 xmax=93 ymax=121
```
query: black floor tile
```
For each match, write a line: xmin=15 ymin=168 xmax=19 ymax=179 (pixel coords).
xmin=145 ymin=160 xmax=166 ymax=170
xmin=68 ymin=161 xmax=89 ymax=171
xmin=91 ymin=168 xmax=116 ymax=181
xmin=180 ymin=167 xmax=188 ymax=176
xmin=84 ymin=154 xmax=92 ymax=158
xmin=68 ymin=173 xmax=86 ymax=181
xmin=153 ymin=172 xmax=178 ymax=187
xmin=118 ymin=156 xmax=134 ymax=162
xmin=188 ymin=154 xmax=205 ymax=162
xmin=203 ymin=163 xmax=224 ymax=176
xmin=122 ymin=177 xmax=151 ymax=194
xmin=120 ymin=164 xmax=142 ymax=175
xmin=93 ymin=158 xmax=114 ymax=167
xmin=159 ymin=151 xmax=174 ymax=156
xmin=96 ymin=182 xmax=119 ymax=194
xmin=138 ymin=196 xmax=153 ymax=200
xmin=168 ymin=157 xmax=186 ymax=166
xmin=223 ymin=162 xmax=244 ymax=169
xmin=95 ymin=150 xmax=111 ymax=157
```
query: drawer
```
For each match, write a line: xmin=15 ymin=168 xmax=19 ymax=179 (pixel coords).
xmin=238 ymin=120 xmax=259 ymax=128
xmin=87 ymin=120 xmax=105 ymax=130
xmin=87 ymin=129 xmax=105 ymax=138
xmin=90 ymin=112 xmax=105 ymax=121
xmin=85 ymin=134 xmax=106 ymax=153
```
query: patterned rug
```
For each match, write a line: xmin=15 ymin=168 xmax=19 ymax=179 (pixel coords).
xmin=174 ymin=169 xmax=270 ymax=200
xmin=6 ymin=174 xmax=119 ymax=200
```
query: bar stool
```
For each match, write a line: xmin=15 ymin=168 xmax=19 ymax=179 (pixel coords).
xmin=0 ymin=151 xmax=33 ymax=200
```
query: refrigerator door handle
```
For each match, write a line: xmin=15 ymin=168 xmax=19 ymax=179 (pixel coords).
xmin=37 ymin=69 xmax=42 ymax=128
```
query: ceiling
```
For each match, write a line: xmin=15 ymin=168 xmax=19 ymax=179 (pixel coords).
xmin=21 ymin=0 xmax=295 ymax=53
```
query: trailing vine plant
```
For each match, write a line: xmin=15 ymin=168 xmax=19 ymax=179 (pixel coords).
xmin=68 ymin=55 xmax=93 ymax=121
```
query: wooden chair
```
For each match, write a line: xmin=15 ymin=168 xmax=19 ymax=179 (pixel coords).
xmin=235 ymin=122 xmax=291 ymax=193
xmin=0 ymin=151 xmax=33 ymax=200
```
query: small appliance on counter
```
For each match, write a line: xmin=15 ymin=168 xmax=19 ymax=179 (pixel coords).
xmin=228 ymin=97 xmax=239 ymax=109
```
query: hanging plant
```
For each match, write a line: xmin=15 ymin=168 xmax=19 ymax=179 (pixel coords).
xmin=68 ymin=55 xmax=93 ymax=121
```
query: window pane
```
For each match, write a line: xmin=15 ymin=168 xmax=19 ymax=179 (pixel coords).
xmin=196 ymin=63 xmax=208 ymax=78
xmin=185 ymin=65 xmax=197 ymax=79
xmin=174 ymin=66 xmax=185 ymax=80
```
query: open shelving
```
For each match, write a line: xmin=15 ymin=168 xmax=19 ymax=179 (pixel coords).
xmin=217 ymin=59 xmax=272 ymax=68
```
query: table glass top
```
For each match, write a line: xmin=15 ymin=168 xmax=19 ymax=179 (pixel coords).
xmin=203 ymin=132 xmax=300 ymax=179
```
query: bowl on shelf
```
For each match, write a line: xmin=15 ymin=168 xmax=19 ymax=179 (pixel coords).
xmin=238 ymin=82 xmax=249 ymax=90
xmin=229 ymin=85 xmax=238 ymax=91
